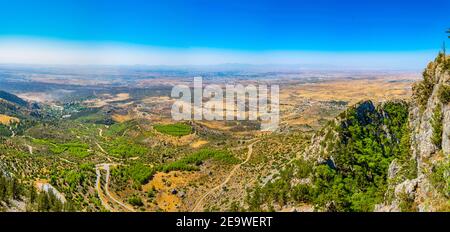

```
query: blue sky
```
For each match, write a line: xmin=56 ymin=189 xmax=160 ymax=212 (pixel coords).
xmin=0 ymin=0 xmax=448 ymax=68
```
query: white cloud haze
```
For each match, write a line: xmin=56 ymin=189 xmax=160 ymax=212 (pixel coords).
xmin=0 ymin=36 xmax=438 ymax=70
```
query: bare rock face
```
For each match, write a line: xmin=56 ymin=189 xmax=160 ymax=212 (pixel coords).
xmin=388 ymin=159 xmax=400 ymax=179
xmin=394 ymin=178 xmax=419 ymax=199
xmin=411 ymin=58 xmax=449 ymax=169
xmin=383 ymin=54 xmax=450 ymax=212
xmin=411 ymin=59 xmax=449 ymax=160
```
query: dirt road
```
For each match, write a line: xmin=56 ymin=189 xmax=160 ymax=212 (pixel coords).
xmin=95 ymin=163 xmax=135 ymax=212
xmin=191 ymin=141 xmax=257 ymax=212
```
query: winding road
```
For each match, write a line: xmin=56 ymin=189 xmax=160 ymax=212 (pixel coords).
xmin=94 ymin=128 xmax=136 ymax=212
xmin=191 ymin=140 xmax=257 ymax=212
xmin=95 ymin=165 xmax=114 ymax=212
xmin=95 ymin=163 xmax=135 ymax=212
xmin=103 ymin=164 xmax=135 ymax=212
xmin=98 ymin=128 xmax=104 ymax=138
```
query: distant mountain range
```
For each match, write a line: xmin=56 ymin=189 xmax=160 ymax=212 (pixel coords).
xmin=0 ymin=90 xmax=27 ymax=107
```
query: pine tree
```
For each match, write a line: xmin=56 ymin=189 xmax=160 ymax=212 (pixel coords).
xmin=0 ymin=176 xmax=6 ymax=201
xmin=8 ymin=178 xmax=21 ymax=200
xmin=28 ymin=184 xmax=37 ymax=203
xmin=431 ymin=104 xmax=443 ymax=149
xmin=37 ymin=192 xmax=50 ymax=212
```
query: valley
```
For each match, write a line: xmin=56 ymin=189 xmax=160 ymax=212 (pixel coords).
xmin=0 ymin=57 xmax=448 ymax=212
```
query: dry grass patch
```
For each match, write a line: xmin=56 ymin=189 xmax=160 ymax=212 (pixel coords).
xmin=191 ymin=140 xmax=208 ymax=148
xmin=143 ymin=171 xmax=201 ymax=211
xmin=112 ymin=113 xmax=133 ymax=123
xmin=0 ymin=114 xmax=19 ymax=125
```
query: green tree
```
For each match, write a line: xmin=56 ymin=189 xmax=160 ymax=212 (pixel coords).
xmin=28 ymin=184 xmax=37 ymax=203
xmin=431 ymin=104 xmax=443 ymax=149
xmin=37 ymin=192 xmax=50 ymax=212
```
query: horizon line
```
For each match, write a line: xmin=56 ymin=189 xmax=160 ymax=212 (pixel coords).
xmin=0 ymin=36 xmax=441 ymax=70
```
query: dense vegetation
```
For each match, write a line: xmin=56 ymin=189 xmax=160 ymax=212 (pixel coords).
xmin=125 ymin=162 xmax=155 ymax=185
xmin=247 ymin=101 xmax=411 ymax=212
xmin=0 ymin=124 xmax=12 ymax=137
xmin=154 ymin=123 xmax=192 ymax=136
xmin=160 ymin=148 xmax=239 ymax=172
xmin=32 ymin=138 xmax=92 ymax=158
xmin=34 ymin=188 xmax=74 ymax=212
xmin=106 ymin=138 xmax=149 ymax=158
xmin=314 ymin=102 xmax=410 ymax=211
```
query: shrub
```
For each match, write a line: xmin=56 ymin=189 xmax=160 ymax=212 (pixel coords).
xmin=292 ymin=184 xmax=312 ymax=202
xmin=430 ymin=161 xmax=450 ymax=197
xmin=160 ymin=161 xmax=199 ymax=172
xmin=398 ymin=191 xmax=416 ymax=212
xmin=294 ymin=159 xmax=313 ymax=178
xmin=128 ymin=196 xmax=144 ymax=207
xmin=438 ymin=84 xmax=450 ymax=104
xmin=412 ymin=68 xmax=436 ymax=110
xmin=147 ymin=188 xmax=156 ymax=199
xmin=154 ymin=123 xmax=192 ymax=136
xmin=0 ymin=125 xmax=12 ymax=137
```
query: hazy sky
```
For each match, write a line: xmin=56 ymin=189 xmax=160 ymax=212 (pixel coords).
xmin=0 ymin=0 xmax=448 ymax=69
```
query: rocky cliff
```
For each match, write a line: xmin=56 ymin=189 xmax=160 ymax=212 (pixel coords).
xmin=377 ymin=53 xmax=450 ymax=212
xmin=303 ymin=53 xmax=450 ymax=211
